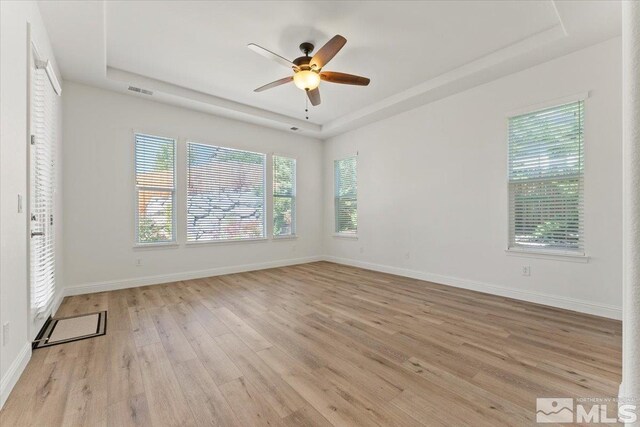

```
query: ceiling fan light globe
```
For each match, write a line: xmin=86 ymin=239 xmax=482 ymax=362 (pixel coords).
xmin=293 ymin=70 xmax=320 ymax=91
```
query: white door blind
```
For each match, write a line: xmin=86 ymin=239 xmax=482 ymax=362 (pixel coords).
xmin=30 ymin=65 xmax=57 ymax=320
xmin=273 ymin=155 xmax=296 ymax=237
xmin=134 ymin=133 xmax=176 ymax=244
xmin=508 ymin=101 xmax=584 ymax=252
xmin=334 ymin=156 xmax=357 ymax=234
xmin=187 ymin=143 xmax=266 ymax=241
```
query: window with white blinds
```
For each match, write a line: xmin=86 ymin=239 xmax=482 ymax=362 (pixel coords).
xmin=508 ymin=100 xmax=584 ymax=253
xmin=187 ymin=143 xmax=266 ymax=241
xmin=30 ymin=63 xmax=58 ymax=320
xmin=334 ymin=156 xmax=358 ymax=234
xmin=134 ymin=133 xmax=176 ymax=244
xmin=273 ymin=155 xmax=296 ymax=237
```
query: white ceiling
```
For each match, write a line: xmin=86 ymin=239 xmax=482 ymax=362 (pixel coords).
xmin=38 ymin=1 xmax=621 ymax=138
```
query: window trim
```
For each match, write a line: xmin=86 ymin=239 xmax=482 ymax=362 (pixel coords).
xmin=185 ymin=237 xmax=268 ymax=246
xmin=334 ymin=154 xmax=358 ymax=236
xmin=185 ymin=141 xmax=267 ymax=243
xmin=133 ymin=131 xmax=178 ymax=247
xmin=272 ymin=153 xmax=297 ymax=238
xmin=505 ymin=247 xmax=589 ymax=263
xmin=505 ymin=95 xmax=588 ymax=257
xmin=332 ymin=233 xmax=358 ymax=240
xmin=505 ymin=92 xmax=589 ymax=118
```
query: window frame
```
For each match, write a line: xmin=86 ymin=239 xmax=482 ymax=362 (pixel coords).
xmin=185 ymin=141 xmax=267 ymax=244
xmin=133 ymin=131 xmax=178 ymax=247
xmin=334 ymin=155 xmax=358 ymax=236
xmin=505 ymin=93 xmax=589 ymax=260
xmin=272 ymin=154 xmax=297 ymax=239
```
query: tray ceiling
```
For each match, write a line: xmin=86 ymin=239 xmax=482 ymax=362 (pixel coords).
xmin=38 ymin=1 xmax=621 ymax=137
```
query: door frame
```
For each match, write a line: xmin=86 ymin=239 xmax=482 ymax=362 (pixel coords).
xmin=26 ymin=24 xmax=37 ymax=341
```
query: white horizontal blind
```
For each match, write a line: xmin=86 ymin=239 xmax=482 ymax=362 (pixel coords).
xmin=273 ymin=155 xmax=296 ymax=237
xmin=335 ymin=156 xmax=357 ymax=234
xmin=31 ymin=65 xmax=57 ymax=320
xmin=508 ymin=101 xmax=584 ymax=252
xmin=134 ymin=133 xmax=176 ymax=244
xmin=187 ymin=143 xmax=266 ymax=241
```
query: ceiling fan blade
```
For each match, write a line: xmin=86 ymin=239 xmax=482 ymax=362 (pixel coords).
xmin=247 ymin=43 xmax=298 ymax=70
xmin=254 ymin=76 xmax=293 ymax=92
xmin=320 ymin=71 xmax=370 ymax=86
xmin=310 ymin=35 xmax=347 ymax=69
xmin=307 ymin=88 xmax=321 ymax=106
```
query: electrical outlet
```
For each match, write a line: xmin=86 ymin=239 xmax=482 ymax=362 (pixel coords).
xmin=522 ymin=266 xmax=531 ymax=276
xmin=17 ymin=194 xmax=22 ymax=213
xmin=2 ymin=322 xmax=9 ymax=346
xmin=136 ymin=258 xmax=142 ymax=267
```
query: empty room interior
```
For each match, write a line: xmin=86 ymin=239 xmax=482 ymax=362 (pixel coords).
xmin=2 ymin=0 xmax=640 ymax=425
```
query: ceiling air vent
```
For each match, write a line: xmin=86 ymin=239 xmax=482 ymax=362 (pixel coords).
xmin=128 ymin=86 xmax=153 ymax=96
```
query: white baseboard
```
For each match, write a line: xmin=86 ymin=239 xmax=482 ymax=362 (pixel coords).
xmin=0 ymin=290 xmax=64 ymax=410
xmin=0 ymin=342 xmax=31 ymax=410
xmin=60 ymin=254 xmax=621 ymax=320
xmin=63 ymin=255 xmax=324 ymax=297
xmin=324 ymin=256 xmax=622 ymax=320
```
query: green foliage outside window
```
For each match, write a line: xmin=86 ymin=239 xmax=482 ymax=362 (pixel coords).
xmin=273 ymin=156 xmax=295 ymax=236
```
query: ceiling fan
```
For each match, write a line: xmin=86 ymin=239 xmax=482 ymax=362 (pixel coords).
xmin=248 ymin=35 xmax=370 ymax=107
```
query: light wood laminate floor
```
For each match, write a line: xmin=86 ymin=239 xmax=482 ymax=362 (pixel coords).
xmin=0 ymin=262 xmax=622 ymax=426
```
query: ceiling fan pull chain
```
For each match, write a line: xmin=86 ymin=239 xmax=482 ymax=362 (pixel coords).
xmin=305 ymin=96 xmax=309 ymax=120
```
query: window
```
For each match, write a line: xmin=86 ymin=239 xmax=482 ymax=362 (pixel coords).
xmin=134 ymin=133 xmax=176 ymax=244
xmin=187 ymin=143 xmax=265 ymax=241
xmin=273 ymin=155 xmax=296 ymax=237
xmin=508 ymin=101 xmax=584 ymax=253
xmin=334 ymin=156 xmax=358 ymax=234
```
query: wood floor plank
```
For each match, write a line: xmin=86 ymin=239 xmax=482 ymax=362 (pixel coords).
xmin=282 ymin=404 xmax=334 ymax=427
xmin=147 ymin=306 xmax=198 ymax=364
xmin=107 ymin=330 xmax=145 ymax=405
xmin=106 ymin=394 xmax=152 ymax=427
xmin=128 ymin=306 xmax=161 ymax=348
xmin=257 ymin=346 xmax=381 ymax=427
xmin=219 ymin=377 xmax=285 ymax=427
xmin=25 ymin=357 xmax=77 ymax=427
xmin=213 ymin=306 xmax=273 ymax=351
xmin=60 ymin=376 xmax=107 ymax=427
xmin=173 ymin=359 xmax=241 ymax=427
xmin=136 ymin=343 xmax=197 ymax=427
xmin=187 ymin=333 xmax=242 ymax=385
xmin=0 ymin=262 xmax=622 ymax=426
xmin=107 ymin=291 xmax=133 ymax=332
xmin=215 ymin=332 xmax=308 ymax=418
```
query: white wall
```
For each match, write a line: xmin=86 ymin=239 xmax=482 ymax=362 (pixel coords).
xmin=323 ymin=38 xmax=622 ymax=319
xmin=0 ymin=0 xmax=63 ymax=408
xmin=62 ymin=82 xmax=323 ymax=292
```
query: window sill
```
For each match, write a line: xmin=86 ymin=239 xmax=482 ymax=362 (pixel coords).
xmin=505 ymin=248 xmax=589 ymax=263
xmin=134 ymin=242 xmax=179 ymax=250
xmin=186 ymin=237 xmax=268 ymax=246
xmin=272 ymin=235 xmax=298 ymax=240
xmin=333 ymin=233 xmax=358 ymax=240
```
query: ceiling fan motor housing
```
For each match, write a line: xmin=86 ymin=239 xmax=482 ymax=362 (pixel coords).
xmin=293 ymin=56 xmax=313 ymax=69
